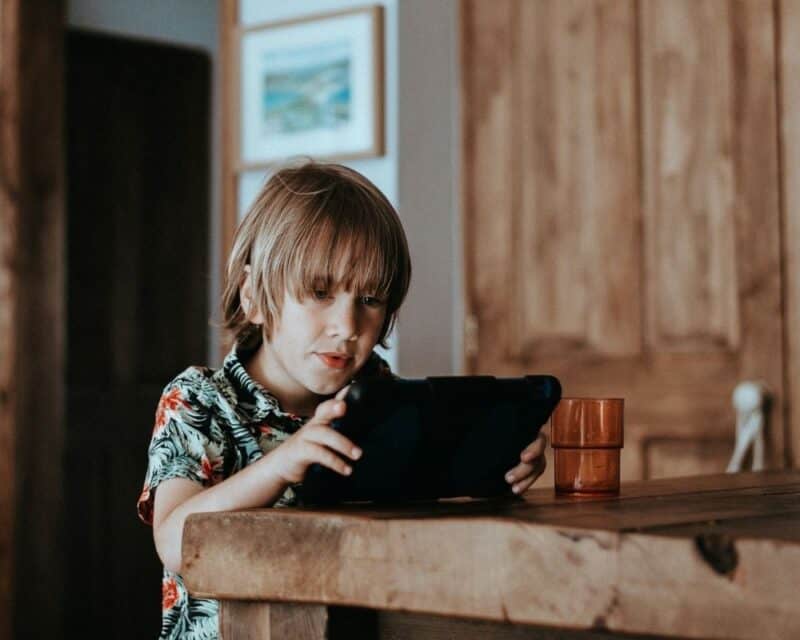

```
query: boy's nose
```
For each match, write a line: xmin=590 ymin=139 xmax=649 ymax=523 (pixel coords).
xmin=327 ymin=300 xmax=358 ymax=340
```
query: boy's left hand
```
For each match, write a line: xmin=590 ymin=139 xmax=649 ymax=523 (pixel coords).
xmin=505 ymin=431 xmax=547 ymax=495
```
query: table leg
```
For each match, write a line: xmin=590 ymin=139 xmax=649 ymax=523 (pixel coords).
xmin=219 ymin=604 xmax=670 ymax=639
xmin=219 ymin=601 xmax=328 ymax=640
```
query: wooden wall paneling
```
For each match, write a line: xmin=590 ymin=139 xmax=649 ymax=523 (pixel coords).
xmin=462 ymin=0 xmax=785 ymax=478
xmin=729 ymin=0 xmax=787 ymax=468
xmin=517 ymin=0 xmax=641 ymax=360
xmin=66 ymin=31 xmax=210 ymax=637
xmin=0 ymin=4 xmax=17 ymax=636
xmin=638 ymin=0 xmax=737 ymax=475
xmin=0 ymin=1 xmax=65 ymax=638
xmin=641 ymin=0 xmax=739 ymax=352
xmin=461 ymin=0 xmax=517 ymax=369
xmin=640 ymin=0 xmax=785 ymax=469
xmin=779 ymin=0 xmax=800 ymax=467
xmin=644 ymin=437 xmax=733 ymax=479
xmin=518 ymin=0 xmax=584 ymax=353
xmin=220 ymin=0 xmax=239 ymax=357
xmin=464 ymin=0 xmax=640 ymax=373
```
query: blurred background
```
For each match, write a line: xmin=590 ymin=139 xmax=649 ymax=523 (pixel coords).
xmin=2 ymin=0 xmax=799 ymax=637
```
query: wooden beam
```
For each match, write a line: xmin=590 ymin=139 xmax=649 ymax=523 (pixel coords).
xmin=219 ymin=0 xmax=238 ymax=360
xmin=0 ymin=1 xmax=65 ymax=638
xmin=220 ymin=602 xmax=328 ymax=640
xmin=779 ymin=0 xmax=800 ymax=468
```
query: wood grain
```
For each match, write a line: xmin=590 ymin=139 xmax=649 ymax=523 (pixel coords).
xmin=613 ymin=533 xmax=799 ymax=639
xmin=517 ymin=0 xmax=640 ymax=358
xmin=296 ymin=469 xmax=796 ymax=519
xmin=779 ymin=0 xmax=800 ymax=467
xmin=380 ymin=610 xmax=672 ymax=640
xmin=0 ymin=6 xmax=18 ymax=638
xmin=183 ymin=472 xmax=800 ymax=640
xmin=220 ymin=602 xmax=328 ymax=640
xmin=461 ymin=0 xmax=517 ymax=365
xmin=0 ymin=2 xmax=65 ymax=639
xmin=219 ymin=0 xmax=238 ymax=358
xmin=64 ymin=31 xmax=210 ymax=638
xmin=461 ymin=0 xmax=788 ymax=481
xmin=222 ymin=604 xmax=675 ymax=640
xmin=641 ymin=0 xmax=784 ymax=461
xmin=641 ymin=0 xmax=739 ymax=350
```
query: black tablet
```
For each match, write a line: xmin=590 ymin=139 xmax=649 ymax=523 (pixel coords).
xmin=298 ymin=375 xmax=561 ymax=505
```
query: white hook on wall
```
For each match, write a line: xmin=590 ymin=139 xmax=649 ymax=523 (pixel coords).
xmin=726 ymin=381 xmax=768 ymax=473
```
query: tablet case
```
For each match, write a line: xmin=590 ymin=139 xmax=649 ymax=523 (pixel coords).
xmin=298 ymin=375 xmax=561 ymax=505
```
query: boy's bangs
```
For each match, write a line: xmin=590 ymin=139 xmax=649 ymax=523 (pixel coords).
xmin=288 ymin=215 xmax=395 ymax=300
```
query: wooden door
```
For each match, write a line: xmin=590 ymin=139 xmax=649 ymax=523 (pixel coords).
xmin=461 ymin=0 xmax=785 ymax=481
xmin=66 ymin=31 xmax=210 ymax=638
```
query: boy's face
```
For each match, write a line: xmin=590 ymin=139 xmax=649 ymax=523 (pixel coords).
xmin=260 ymin=287 xmax=387 ymax=412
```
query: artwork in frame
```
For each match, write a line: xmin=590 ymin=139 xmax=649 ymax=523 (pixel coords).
xmin=239 ymin=5 xmax=384 ymax=167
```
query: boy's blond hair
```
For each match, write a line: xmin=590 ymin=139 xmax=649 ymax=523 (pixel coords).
xmin=222 ymin=161 xmax=411 ymax=350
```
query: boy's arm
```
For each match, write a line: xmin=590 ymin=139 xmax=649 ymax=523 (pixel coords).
xmin=152 ymin=388 xmax=361 ymax=574
xmin=152 ymin=452 xmax=294 ymax=573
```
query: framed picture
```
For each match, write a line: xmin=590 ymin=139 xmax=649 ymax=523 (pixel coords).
xmin=238 ymin=6 xmax=385 ymax=167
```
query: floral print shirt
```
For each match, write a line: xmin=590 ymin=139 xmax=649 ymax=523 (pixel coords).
xmin=137 ymin=345 xmax=391 ymax=640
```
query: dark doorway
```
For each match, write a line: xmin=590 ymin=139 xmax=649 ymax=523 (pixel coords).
xmin=65 ymin=30 xmax=210 ymax=638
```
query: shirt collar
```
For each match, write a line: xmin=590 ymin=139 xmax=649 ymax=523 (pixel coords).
xmin=220 ymin=344 xmax=304 ymax=425
xmin=218 ymin=344 xmax=394 ymax=426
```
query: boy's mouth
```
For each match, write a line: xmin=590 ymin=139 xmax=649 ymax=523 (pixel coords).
xmin=316 ymin=352 xmax=353 ymax=370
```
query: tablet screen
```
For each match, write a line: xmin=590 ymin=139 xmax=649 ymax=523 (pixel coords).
xmin=298 ymin=375 xmax=561 ymax=504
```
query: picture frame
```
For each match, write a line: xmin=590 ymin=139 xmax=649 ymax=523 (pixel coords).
xmin=237 ymin=5 xmax=385 ymax=168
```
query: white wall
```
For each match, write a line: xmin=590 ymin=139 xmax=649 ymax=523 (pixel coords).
xmin=67 ymin=0 xmax=222 ymax=366
xmin=68 ymin=0 xmax=217 ymax=49
xmin=238 ymin=0 xmax=462 ymax=377
xmin=396 ymin=0 xmax=462 ymax=376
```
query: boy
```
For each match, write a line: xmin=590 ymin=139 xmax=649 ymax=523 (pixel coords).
xmin=138 ymin=161 xmax=547 ymax=639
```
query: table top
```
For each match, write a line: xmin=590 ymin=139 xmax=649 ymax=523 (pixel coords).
xmin=182 ymin=470 xmax=800 ymax=640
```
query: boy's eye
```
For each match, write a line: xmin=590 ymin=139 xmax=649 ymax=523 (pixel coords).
xmin=313 ymin=289 xmax=329 ymax=300
xmin=359 ymin=295 xmax=384 ymax=308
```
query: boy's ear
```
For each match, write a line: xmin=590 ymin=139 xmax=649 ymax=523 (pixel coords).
xmin=240 ymin=266 xmax=265 ymax=325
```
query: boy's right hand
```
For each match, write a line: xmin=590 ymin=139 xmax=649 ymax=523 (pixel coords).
xmin=271 ymin=387 xmax=362 ymax=484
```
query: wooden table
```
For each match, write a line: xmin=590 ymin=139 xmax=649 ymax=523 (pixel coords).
xmin=182 ymin=471 xmax=800 ymax=639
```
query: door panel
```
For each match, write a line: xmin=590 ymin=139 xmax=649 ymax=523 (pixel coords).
xmin=515 ymin=0 xmax=642 ymax=360
xmin=66 ymin=30 xmax=210 ymax=638
xmin=642 ymin=0 xmax=740 ymax=353
xmin=461 ymin=0 xmax=785 ymax=480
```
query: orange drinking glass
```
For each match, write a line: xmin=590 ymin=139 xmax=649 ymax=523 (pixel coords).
xmin=550 ymin=398 xmax=624 ymax=496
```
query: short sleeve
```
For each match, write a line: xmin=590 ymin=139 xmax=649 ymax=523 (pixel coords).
xmin=137 ymin=369 xmax=224 ymax=525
